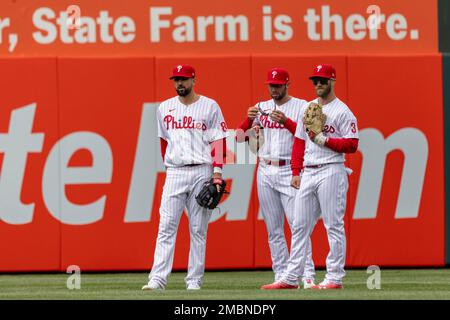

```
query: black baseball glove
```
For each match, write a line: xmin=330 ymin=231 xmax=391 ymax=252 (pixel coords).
xmin=195 ymin=178 xmax=228 ymax=209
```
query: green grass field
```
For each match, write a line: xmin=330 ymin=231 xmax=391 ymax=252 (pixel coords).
xmin=1 ymin=269 xmax=450 ymax=300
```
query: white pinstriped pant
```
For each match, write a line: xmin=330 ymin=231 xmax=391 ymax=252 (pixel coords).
xmin=148 ymin=164 xmax=212 ymax=288
xmin=282 ymin=163 xmax=349 ymax=285
xmin=257 ymin=161 xmax=316 ymax=283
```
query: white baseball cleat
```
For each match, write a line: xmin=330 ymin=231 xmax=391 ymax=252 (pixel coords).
xmin=142 ymin=281 xmax=164 ymax=290
xmin=302 ymin=278 xmax=316 ymax=289
xmin=187 ymin=283 xmax=201 ymax=290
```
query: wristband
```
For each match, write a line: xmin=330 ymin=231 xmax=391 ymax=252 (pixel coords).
xmin=314 ymin=132 xmax=327 ymax=146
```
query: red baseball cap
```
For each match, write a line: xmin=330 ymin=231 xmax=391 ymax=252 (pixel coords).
xmin=169 ymin=64 xmax=196 ymax=79
xmin=266 ymin=67 xmax=290 ymax=84
xmin=309 ymin=64 xmax=336 ymax=80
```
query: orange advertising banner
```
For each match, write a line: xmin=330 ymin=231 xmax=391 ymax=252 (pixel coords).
xmin=0 ymin=54 xmax=445 ymax=272
xmin=346 ymin=55 xmax=445 ymax=266
xmin=0 ymin=58 xmax=61 ymax=271
xmin=0 ymin=0 xmax=438 ymax=56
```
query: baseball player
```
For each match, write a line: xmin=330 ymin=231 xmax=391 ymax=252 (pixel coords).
xmin=142 ymin=64 xmax=228 ymax=290
xmin=261 ymin=64 xmax=359 ymax=290
xmin=236 ymin=68 xmax=316 ymax=289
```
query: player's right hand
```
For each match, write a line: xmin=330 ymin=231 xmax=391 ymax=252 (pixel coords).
xmin=291 ymin=176 xmax=301 ymax=189
xmin=247 ymin=106 xmax=259 ymax=120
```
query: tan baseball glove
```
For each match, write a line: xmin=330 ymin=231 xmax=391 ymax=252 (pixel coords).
xmin=303 ymin=102 xmax=327 ymax=135
xmin=248 ymin=126 xmax=264 ymax=155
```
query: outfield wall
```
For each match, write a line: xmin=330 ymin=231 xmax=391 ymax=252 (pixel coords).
xmin=443 ymin=53 xmax=450 ymax=266
xmin=0 ymin=55 xmax=445 ymax=271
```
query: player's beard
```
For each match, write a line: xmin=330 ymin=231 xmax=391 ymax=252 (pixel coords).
xmin=176 ymin=85 xmax=192 ymax=97
xmin=316 ymin=84 xmax=331 ymax=99
xmin=271 ymin=87 xmax=287 ymax=101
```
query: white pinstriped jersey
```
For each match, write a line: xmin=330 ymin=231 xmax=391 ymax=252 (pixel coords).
xmin=157 ymin=95 xmax=228 ymax=167
xmin=295 ymin=97 xmax=358 ymax=166
xmin=254 ymin=97 xmax=308 ymax=160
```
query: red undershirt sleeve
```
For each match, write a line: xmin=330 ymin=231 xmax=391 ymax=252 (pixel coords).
xmin=235 ymin=118 xmax=254 ymax=142
xmin=283 ymin=118 xmax=297 ymax=135
xmin=325 ymin=138 xmax=359 ymax=153
xmin=291 ymin=137 xmax=305 ymax=176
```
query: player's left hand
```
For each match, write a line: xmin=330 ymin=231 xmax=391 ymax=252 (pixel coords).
xmin=306 ymin=128 xmax=327 ymax=146
xmin=291 ymin=175 xmax=301 ymax=189
xmin=269 ymin=110 xmax=287 ymax=124
xmin=306 ymin=128 xmax=316 ymax=140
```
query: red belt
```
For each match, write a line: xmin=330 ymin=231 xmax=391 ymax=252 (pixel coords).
xmin=262 ymin=159 xmax=289 ymax=166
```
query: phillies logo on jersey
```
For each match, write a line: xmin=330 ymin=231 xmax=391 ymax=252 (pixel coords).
xmin=259 ymin=115 xmax=284 ymax=129
xmin=163 ymin=115 xmax=207 ymax=130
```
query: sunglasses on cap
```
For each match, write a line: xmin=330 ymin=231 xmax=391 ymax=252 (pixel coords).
xmin=312 ymin=78 xmax=330 ymax=85
xmin=257 ymin=102 xmax=277 ymax=116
